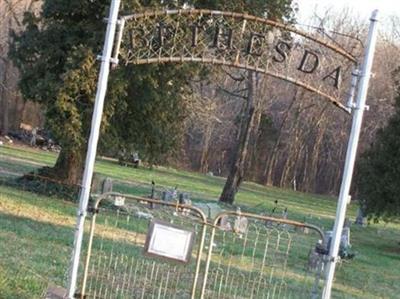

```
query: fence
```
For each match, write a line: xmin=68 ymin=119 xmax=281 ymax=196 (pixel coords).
xmin=0 ymin=165 xmax=327 ymax=299
xmin=79 ymin=192 xmax=326 ymax=299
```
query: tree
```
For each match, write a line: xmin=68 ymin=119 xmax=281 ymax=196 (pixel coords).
xmin=10 ymin=0 xmax=199 ymax=185
xmin=10 ymin=1 xmax=115 ymax=185
xmin=217 ymin=0 xmax=295 ymax=204
xmin=101 ymin=63 xmax=195 ymax=165
xmin=357 ymin=71 xmax=400 ymax=221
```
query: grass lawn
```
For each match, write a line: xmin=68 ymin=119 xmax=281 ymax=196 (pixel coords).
xmin=0 ymin=144 xmax=399 ymax=298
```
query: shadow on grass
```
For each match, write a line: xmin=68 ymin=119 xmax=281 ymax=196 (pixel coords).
xmin=0 ymin=212 xmax=74 ymax=299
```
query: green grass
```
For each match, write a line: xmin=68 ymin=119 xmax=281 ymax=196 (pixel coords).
xmin=0 ymin=144 xmax=400 ymax=298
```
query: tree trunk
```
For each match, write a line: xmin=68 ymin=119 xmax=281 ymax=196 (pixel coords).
xmin=219 ymin=71 xmax=258 ymax=204
xmin=199 ymin=122 xmax=213 ymax=173
xmin=262 ymin=93 xmax=298 ymax=185
xmin=38 ymin=147 xmax=85 ymax=186
xmin=1 ymin=61 xmax=9 ymax=135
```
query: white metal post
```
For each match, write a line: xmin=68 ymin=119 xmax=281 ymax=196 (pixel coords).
xmin=322 ymin=10 xmax=379 ymax=299
xmin=66 ymin=0 xmax=121 ymax=298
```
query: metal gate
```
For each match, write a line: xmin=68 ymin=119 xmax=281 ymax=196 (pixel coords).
xmin=200 ymin=211 xmax=325 ymax=299
xmin=79 ymin=193 xmax=325 ymax=299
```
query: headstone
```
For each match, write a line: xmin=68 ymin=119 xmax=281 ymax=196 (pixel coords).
xmin=344 ymin=217 xmax=351 ymax=228
xmin=102 ymin=177 xmax=113 ymax=194
xmin=324 ymin=230 xmax=333 ymax=250
xmin=179 ymin=192 xmax=191 ymax=204
xmin=132 ymin=152 xmax=140 ymax=168
xmin=219 ymin=215 xmax=232 ymax=231
xmin=192 ymin=203 xmax=210 ymax=217
xmin=234 ymin=215 xmax=248 ymax=234
xmin=90 ymin=173 xmax=103 ymax=194
xmin=355 ymin=208 xmax=366 ymax=226
xmin=324 ymin=229 xmax=351 ymax=253
xmin=192 ymin=203 xmax=223 ymax=219
xmin=282 ymin=208 xmax=288 ymax=219
xmin=281 ymin=208 xmax=288 ymax=228
xmin=114 ymin=196 xmax=125 ymax=207
xmin=341 ymin=227 xmax=351 ymax=248
xmin=161 ymin=191 xmax=173 ymax=201
xmin=161 ymin=191 xmax=167 ymax=201
xmin=308 ymin=248 xmax=320 ymax=271
xmin=207 ymin=203 xmax=223 ymax=219
xmin=308 ymin=240 xmax=326 ymax=271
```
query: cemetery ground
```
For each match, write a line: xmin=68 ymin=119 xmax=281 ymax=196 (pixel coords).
xmin=0 ymin=144 xmax=399 ymax=299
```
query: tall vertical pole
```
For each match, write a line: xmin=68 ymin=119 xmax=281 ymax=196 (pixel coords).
xmin=322 ymin=10 xmax=379 ymax=299
xmin=66 ymin=0 xmax=121 ymax=298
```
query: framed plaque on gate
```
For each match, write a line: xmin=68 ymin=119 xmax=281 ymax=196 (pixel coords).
xmin=144 ymin=220 xmax=195 ymax=263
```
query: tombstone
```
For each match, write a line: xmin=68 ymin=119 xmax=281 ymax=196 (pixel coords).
xmin=161 ymin=191 xmax=173 ymax=201
xmin=192 ymin=202 xmax=223 ymax=219
xmin=102 ymin=177 xmax=113 ymax=194
xmin=324 ymin=230 xmax=333 ymax=251
xmin=282 ymin=208 xmax=288 ymax=219
xmin=192 ymin=203 xmax=210 ymax=218
xmin=161 ymin=191 xmax=167 ymax=201
xmin=355 ymin=207 xmax=366 ymax=226
xmin=207 ymin=203 xmax=223 ymax=219
xmin=308 ymin=247 xmax=321 ymax=271
xmin=324 ymin=228 xmax=352 ymax=258
xmin=114 ymin=196 xmax=125 ymax=207
xmin=234 ymin=215 xmax=248 ymax=235
xmin=179 ymin=192 xmax=191 ymax=205
xmin=132 ymin=152 xmax=140 ymax=167
xmin=170 ymin=187 xmax=178 ymax=201
xmin=281 ymin=208 xmax=288 ymax=229
xmin=341 ymin=227 xmax=351 ymax=248
xmin=344 ymin=217 xmax=351 ymax=229
xmin=219 ymin=215 xmax=232 ymax=231
xmin=308 ymin=240 xmax=326 ymax=272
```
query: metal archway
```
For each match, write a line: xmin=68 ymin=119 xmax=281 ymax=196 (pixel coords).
xmin=66 ymin=1 xmax=379 ymax=298
xmin=115 ymin=9 xmax=358 ymax=112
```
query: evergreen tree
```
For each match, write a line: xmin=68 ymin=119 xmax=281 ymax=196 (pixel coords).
xmin=10 ymin=0 xmax=198 ymax=185
xmin=357 ymin=73 xmax=400 ymax=221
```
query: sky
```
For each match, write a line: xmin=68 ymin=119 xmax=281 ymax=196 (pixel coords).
xmin=295 ymin=0 xmax=400 ymax=24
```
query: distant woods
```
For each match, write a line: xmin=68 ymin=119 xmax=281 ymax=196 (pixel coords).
xmin=1 ymin=1 xmax=400 ymax=197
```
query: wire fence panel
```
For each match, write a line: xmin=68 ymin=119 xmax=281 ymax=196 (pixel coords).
xmin=201 ymin=212 xmax=326 ymax=299
xmin=80 ymin=193 xmax=208 ymax=299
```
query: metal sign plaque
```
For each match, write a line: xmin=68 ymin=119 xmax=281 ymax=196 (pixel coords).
xmin=119 ymin=9 xmax=359 ymax=112
xmin=144 ymin=220 xmax=195 ymax=263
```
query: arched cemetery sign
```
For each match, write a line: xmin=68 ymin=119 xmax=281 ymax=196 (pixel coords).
xmin=118 ymin=9 xmax=358 ymax=111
